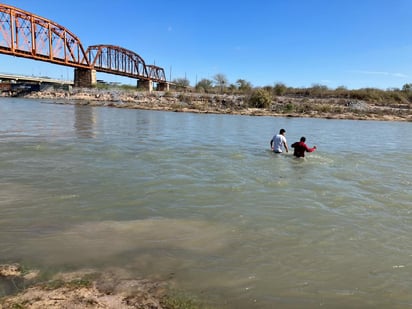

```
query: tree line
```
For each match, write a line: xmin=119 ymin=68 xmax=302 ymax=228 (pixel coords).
xmin=171 ymin=73 xmax=412 ymax=106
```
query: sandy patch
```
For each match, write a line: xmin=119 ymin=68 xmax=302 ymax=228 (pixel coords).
xmin=15 ymin=218 xmax=236 ymax=267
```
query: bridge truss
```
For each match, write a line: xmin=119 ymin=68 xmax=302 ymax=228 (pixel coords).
xmin=0 ymin=4 xmax=89 ymax=68
xmin=86 ymin=44 xmax=149 ymax=81
xmin=0 ymin=4 xmax=167 ymax=84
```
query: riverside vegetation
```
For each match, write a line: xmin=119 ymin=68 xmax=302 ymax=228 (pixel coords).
xmin=24 ymin=81 xmax=411 ymax=122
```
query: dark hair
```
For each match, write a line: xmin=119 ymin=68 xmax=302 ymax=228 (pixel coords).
xmin=300 ymin=136 xmax=306 ymax=142
xmin=279 ymin=129 xmax=286 ymax=134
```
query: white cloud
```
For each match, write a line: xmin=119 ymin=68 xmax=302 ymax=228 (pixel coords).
xmin=349 ymin=70 xmax=408 ymax=78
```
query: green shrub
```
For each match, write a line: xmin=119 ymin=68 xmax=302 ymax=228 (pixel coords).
xmin=273 ymin=83 xmax=287 ymax=96
xmin=248 ymin=89 xmax=272 ymax=108
xmin=285 ymin=103 xmax=294 ymax=112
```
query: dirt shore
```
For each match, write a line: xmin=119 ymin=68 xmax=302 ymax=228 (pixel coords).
xmin=0 ymin=263 xmax=199 ymax=309
xmin=24 ymin=88 xmax=411 ymax=122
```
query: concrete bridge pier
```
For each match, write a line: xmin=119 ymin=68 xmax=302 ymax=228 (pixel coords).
xmin=138 ymin=79 xmax=153 ymax=92
xmin=157 ymin=82 xmax=170 ymax=92
xmin=74 ymin=68 xmax=96 ymax=87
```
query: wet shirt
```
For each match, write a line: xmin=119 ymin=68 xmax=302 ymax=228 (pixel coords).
xmin=272 ymin=134 xmax=287 ymax=153
xmin=291 ymin=141 xmax=316 ymax=157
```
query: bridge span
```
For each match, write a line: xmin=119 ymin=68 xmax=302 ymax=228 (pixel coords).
xmin=0 ymin=73 xmax=73 ymax=85
xmin=0 ymin=4 xmax=169 ymax=91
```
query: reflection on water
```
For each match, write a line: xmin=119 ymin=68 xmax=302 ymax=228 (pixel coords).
xmin=0 ymin=98 xmax=411 ymax=308
xmin=74 ymin=105 xmax=96 ymax=138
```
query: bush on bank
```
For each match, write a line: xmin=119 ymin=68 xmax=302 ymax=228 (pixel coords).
xmin=248 ymin=88 xmax=272 ymax=108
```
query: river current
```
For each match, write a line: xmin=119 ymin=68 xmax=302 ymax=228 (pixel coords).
xmin=0 ymin=98 xmax=411 ymax=308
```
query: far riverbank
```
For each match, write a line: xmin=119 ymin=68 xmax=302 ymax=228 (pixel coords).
xmin=22 ymin=88 xmax=411 ymax=122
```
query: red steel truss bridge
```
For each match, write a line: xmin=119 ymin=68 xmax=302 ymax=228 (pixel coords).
xmin=0 ymin=4 xmax=167 ymax=85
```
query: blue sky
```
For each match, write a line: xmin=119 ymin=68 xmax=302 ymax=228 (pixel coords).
xmin=2 ymin=0 xmax=412 ymax=89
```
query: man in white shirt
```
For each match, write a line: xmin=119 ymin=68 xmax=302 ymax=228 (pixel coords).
xmin=270 ymin=128 xmax=289 ymax=153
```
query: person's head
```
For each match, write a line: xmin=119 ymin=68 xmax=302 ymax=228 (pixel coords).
xmin=279 ymin=129 xmax=286 ymax=135
xmin=300 ymin=136 xmax=306 ymax=142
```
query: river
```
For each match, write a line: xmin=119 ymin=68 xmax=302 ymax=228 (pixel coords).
xmin=0 ymin=97 xmax=411 ymax=308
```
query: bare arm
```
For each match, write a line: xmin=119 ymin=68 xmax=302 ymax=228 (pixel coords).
xmin=283 ymin=141 xmax=289 ymax=152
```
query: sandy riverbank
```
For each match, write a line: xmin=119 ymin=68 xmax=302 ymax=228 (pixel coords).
xmin=23 ymin=88 xmax=411 ymax=122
